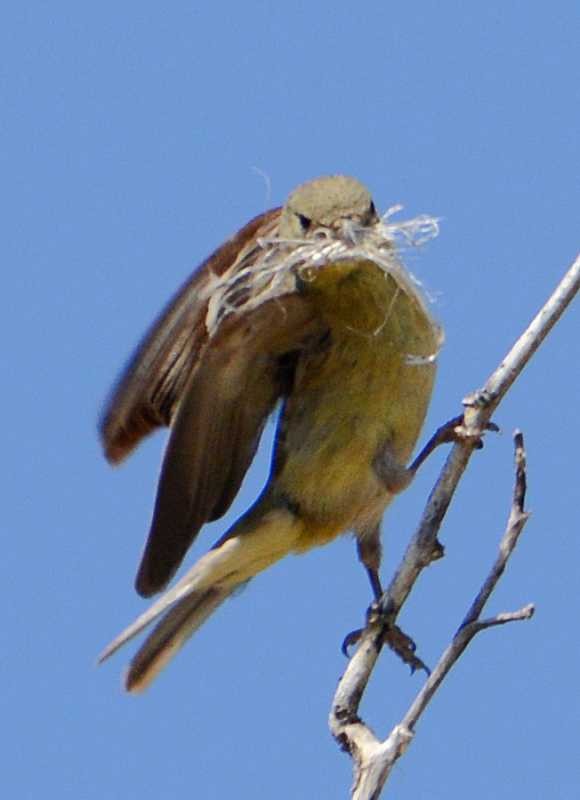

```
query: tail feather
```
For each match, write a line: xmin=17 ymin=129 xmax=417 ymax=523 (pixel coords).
xmin=99 ymin=505 xmax=304 ymax=690
xmin=125 ymin=587 xmax=231 ymax=692
xmin=98 ymin=565 xmax=210 ymax=664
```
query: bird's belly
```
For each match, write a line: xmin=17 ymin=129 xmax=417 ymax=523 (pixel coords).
xmin=272 ymin=261 xmax=440 ymax=550
xmin=278 ymin=408 xmax=390 ymax=532
xmin=277 ymin=353 xmax=432 ymax=544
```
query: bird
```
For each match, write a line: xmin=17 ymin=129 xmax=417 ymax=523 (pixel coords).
xmin=98 ymin=175 xmax=442 ymax=692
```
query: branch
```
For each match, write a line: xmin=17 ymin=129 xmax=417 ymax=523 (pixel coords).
xmin=329 ymin=253 xmax=580 ymax=798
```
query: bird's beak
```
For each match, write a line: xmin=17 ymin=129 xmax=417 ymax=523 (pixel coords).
xmin=339 ymin=217 xmax=365 ymax=245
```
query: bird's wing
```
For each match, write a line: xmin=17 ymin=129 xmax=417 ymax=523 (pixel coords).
xmin=99 ymin=207 xmax=281 ymax=465
xmin=134 ymin=293 xmax=320 ymax=596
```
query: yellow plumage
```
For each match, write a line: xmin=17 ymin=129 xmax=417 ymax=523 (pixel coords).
xmin=99 ymin=176 xmax=441 ymax=692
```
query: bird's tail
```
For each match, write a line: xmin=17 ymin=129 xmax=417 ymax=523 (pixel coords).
xmin=124 ymin=587 xmax=231 ymax=691
xmin=99 ymin=503 xmax=304 ymax=691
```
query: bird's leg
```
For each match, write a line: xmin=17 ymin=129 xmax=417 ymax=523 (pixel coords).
xmin=409 ymin=414 xmax=499 ymax=474
xmin=356 ymin=526 xmax=384 ymax=601
xmin=346 ymin=416 xmax=498 ymax=671
xmin=341 ymin=526 xmax=382 ymax=654
xmin=341 ymin=417 xmax=499 ymax=668
xmin=342 ymin=524 xmax=429 ymax=674
xmin=372 ymin=416 xmax=499 ymax=501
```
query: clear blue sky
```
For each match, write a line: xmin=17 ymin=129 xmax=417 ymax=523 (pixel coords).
xmin=3 ymin=3 xmax=578 ymax=798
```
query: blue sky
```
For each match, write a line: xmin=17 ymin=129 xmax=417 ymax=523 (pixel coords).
xmin=2 ymin=2 xmax=579 ymax=798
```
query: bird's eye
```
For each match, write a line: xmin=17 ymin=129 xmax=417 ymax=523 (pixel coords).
xmin=362 ymin=201 xmax=378 ymax=226
xmin=297 ymin=213 xmax=312 ymax=232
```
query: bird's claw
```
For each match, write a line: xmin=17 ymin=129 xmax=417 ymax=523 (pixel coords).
xmin=341 ymin=610 xmax=430 ymax=675
xmin=341 ymin=627 xmax=363 ymax=657
xmin=410 ymin=415 xmax=499 ymax=473
xmin=380 ymin=623 xmax=430 ymax=675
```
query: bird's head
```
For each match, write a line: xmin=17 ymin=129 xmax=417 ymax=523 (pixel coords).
xmin=279 ymin=175 xmax=379 ymax=241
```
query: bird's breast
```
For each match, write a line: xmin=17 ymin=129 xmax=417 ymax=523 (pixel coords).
xmin=274 ymin=259 xmax=441 ymax=536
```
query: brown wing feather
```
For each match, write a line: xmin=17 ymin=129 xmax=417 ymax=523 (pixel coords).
xmin=135 ymin=296 xmax=321 ymax=596
xmin=100 ymin=207 xmax=281 ymax=464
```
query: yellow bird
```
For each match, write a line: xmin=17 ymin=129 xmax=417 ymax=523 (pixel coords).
xmin=99 ymin=175 xmax=442 ymax=691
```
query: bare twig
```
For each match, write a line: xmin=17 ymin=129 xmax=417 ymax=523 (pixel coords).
xmin=330 ymin=253 xmax=580 ymax=798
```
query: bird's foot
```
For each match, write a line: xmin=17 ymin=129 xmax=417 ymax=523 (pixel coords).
xmin=342 ymin=604 xmax=430 ymax=675
xmin=341 ymin=626 xmax=364 ymax=656
xmin=379 ymin=623 xmax=430 ymax=675
xmin=410 ymin=414 xmax=499 ymax=473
